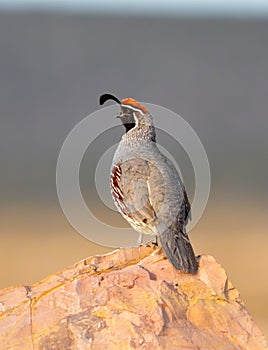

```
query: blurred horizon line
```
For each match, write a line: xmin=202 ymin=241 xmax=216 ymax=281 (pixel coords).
xmin=0 ymin=0 xmax=268 ymax=18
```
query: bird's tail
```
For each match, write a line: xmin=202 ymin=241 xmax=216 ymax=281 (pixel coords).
xmin=159 ymin=222 xmax=198 ymax=274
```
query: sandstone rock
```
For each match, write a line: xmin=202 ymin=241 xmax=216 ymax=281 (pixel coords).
xmin=0 ymin=245 xmax=267 ymax=350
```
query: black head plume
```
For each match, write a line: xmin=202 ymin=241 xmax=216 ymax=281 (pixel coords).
xmin=99 ymin=93 xmax=121 ymax=106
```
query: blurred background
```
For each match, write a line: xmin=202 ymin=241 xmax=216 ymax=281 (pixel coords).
xmin=0 ymin=0 xmax=267 ymax=337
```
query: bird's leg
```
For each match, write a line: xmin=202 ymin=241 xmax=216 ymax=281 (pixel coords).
xmin=146 ymin=235 xmax=159 ymax=246
xmin=135 ymin=233 xmax=144 ymax=247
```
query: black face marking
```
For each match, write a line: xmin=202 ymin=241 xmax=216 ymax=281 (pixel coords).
xmin=119 ymin=106 xmax=136 ymax=133
xmin=123 ymin=123 xmax=136 ymax=132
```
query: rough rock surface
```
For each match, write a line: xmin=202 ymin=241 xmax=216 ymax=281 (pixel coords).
xmin=0 ymin=245 xmax=267 ymax=350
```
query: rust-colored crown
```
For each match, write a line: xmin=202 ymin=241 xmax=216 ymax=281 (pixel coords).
xmin=121 ymin=98 xmax=148 ymax=114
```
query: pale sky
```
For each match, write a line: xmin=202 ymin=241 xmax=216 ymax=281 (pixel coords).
xmin=0 ymin=0 xmax=268 ymax=17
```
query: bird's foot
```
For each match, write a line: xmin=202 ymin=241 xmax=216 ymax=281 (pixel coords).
xmin=145 ymin=235 xmax=159 ymax=247
xmin=132 ymin=233 xmax=144 ymax=247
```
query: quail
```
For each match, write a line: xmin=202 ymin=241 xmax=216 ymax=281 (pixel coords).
xmin=99 ymin=93 xmax=198 ymax=274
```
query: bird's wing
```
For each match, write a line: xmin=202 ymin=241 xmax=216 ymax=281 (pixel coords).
xmin=111 ymin=159 xmax=157 ymax=226
xmin=163 ymin=155 xmax=191 ymax=223
xmin=182 ymin=187 xmax=191 ymax=223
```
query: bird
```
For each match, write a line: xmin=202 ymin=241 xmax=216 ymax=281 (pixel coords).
xmin=99 ymin=93 xmax=198 ymax=274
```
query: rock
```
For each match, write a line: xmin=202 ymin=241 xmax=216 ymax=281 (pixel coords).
xmin=0 ymin=245 xmax=267 ymax=350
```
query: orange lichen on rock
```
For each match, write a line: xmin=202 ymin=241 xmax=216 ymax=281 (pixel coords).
xmin=0 ymin=245 xmax=267 ymax=350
